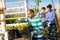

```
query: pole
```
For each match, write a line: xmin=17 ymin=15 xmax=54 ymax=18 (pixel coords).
xmin=56 ymin=0 xmax=60 ymax=26
xmin=0 ymin=10 xmax=6 ymax=40
xmin=0 ymin=0 xmax=8 ymax=40
xmin=25 ymin=0 xmax=28 ymax=18
xmin=52 ymin=0 xmax=54 ymax=9
xmin=56 ymin=0 xmax=60 ymax=32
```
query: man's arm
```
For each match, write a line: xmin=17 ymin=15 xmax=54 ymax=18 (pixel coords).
xmin=36 ymin=20 xmax=44 ymax=33
xmin=37 ymin=19 xmax=44 ymax=30
xmin=20 ymin=18 xmax=29 ymax=23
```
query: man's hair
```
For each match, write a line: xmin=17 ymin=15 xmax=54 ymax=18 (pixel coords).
xmin=28 ymin=9 xmax=34 ymax=13
xmin=41 ymin=7 xmax=45 ymax=10
xmin=47 ymin=4 xmax=52 ymax=9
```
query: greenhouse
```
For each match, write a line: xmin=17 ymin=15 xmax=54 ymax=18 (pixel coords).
xmin=0 ymin=0 xmax=60 ymax=40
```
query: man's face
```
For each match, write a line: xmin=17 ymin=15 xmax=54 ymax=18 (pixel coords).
xmin=46 ymin=8 xmax=51 ymax=12
xmin=41 ymin=9 xmax=45 ymax=13
xmin=27 ymin=11 xmax=34 ymax=18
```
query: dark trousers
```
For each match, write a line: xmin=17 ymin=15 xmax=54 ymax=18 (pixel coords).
xmin=8 ymin=30 xmax=22 ymax=40
xmin=15 ymin=30 xmax=22 ymax=38
xmin=32 ymin=36 xmax=45 ymax=40
xmin=47 ymin=23 xmax=57 ymax=40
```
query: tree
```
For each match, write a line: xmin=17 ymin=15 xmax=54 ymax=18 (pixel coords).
xmin=33 ymin=6 xmax=37 ymax=15
xmin=35 ymin=0 xmax=41 ymax=13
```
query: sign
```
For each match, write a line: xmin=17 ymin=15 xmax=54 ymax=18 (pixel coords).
xmin=0 ymin=0 xmax=5 ymax=10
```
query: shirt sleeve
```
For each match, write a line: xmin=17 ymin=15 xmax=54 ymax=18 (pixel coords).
xmin=20 ymin=18 xmax=29 ymax=23
xmin=24 ymin=18 xmax=28 ymax=22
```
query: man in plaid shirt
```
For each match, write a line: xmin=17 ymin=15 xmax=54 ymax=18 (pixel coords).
xmin=23 ymin=9 xmax=45 ymax=40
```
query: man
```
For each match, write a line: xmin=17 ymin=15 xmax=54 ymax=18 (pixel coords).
xmin=37 ymin=7 xmax=46 ymax=28
xmin=46 ymin=4 xmax=57 ymax=40
xmin=21 ymin=9 xmax=45 ymax=40
xmin=37 ymin=7 xmax=46 ymax=22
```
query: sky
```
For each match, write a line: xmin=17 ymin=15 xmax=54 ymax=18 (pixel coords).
xmin=5 ymin=0 xmax=60 ymax=9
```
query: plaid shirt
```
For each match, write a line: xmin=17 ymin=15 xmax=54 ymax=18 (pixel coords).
xmin=25 ymin=15 xmax=44 ymax=38
xmin=37 ymin=12 xmax=45 ymax=20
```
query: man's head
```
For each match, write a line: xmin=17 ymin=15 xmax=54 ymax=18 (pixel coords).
xmin=46 ymin=4 xmax=52 ymax=12
xmin=27 ymin=9 xmax=34 ymax=18
xmin=40 ymin=7 xmax=46 ymax=13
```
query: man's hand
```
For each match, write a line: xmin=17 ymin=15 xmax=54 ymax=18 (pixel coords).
xmin=42 ymin=19 xmax=46 ymax=22
xmin=42 ymin=20 xmax=45 ymax=22
xmin=48 ymin=22 xmax=51 ymax=27
xmin=48 ymin=22 xmax=51 ymax=24
xmin=48 ymin=24 xmax=50 ymax=27
xmin=18 ymin=18 xmax=22 ymax=20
